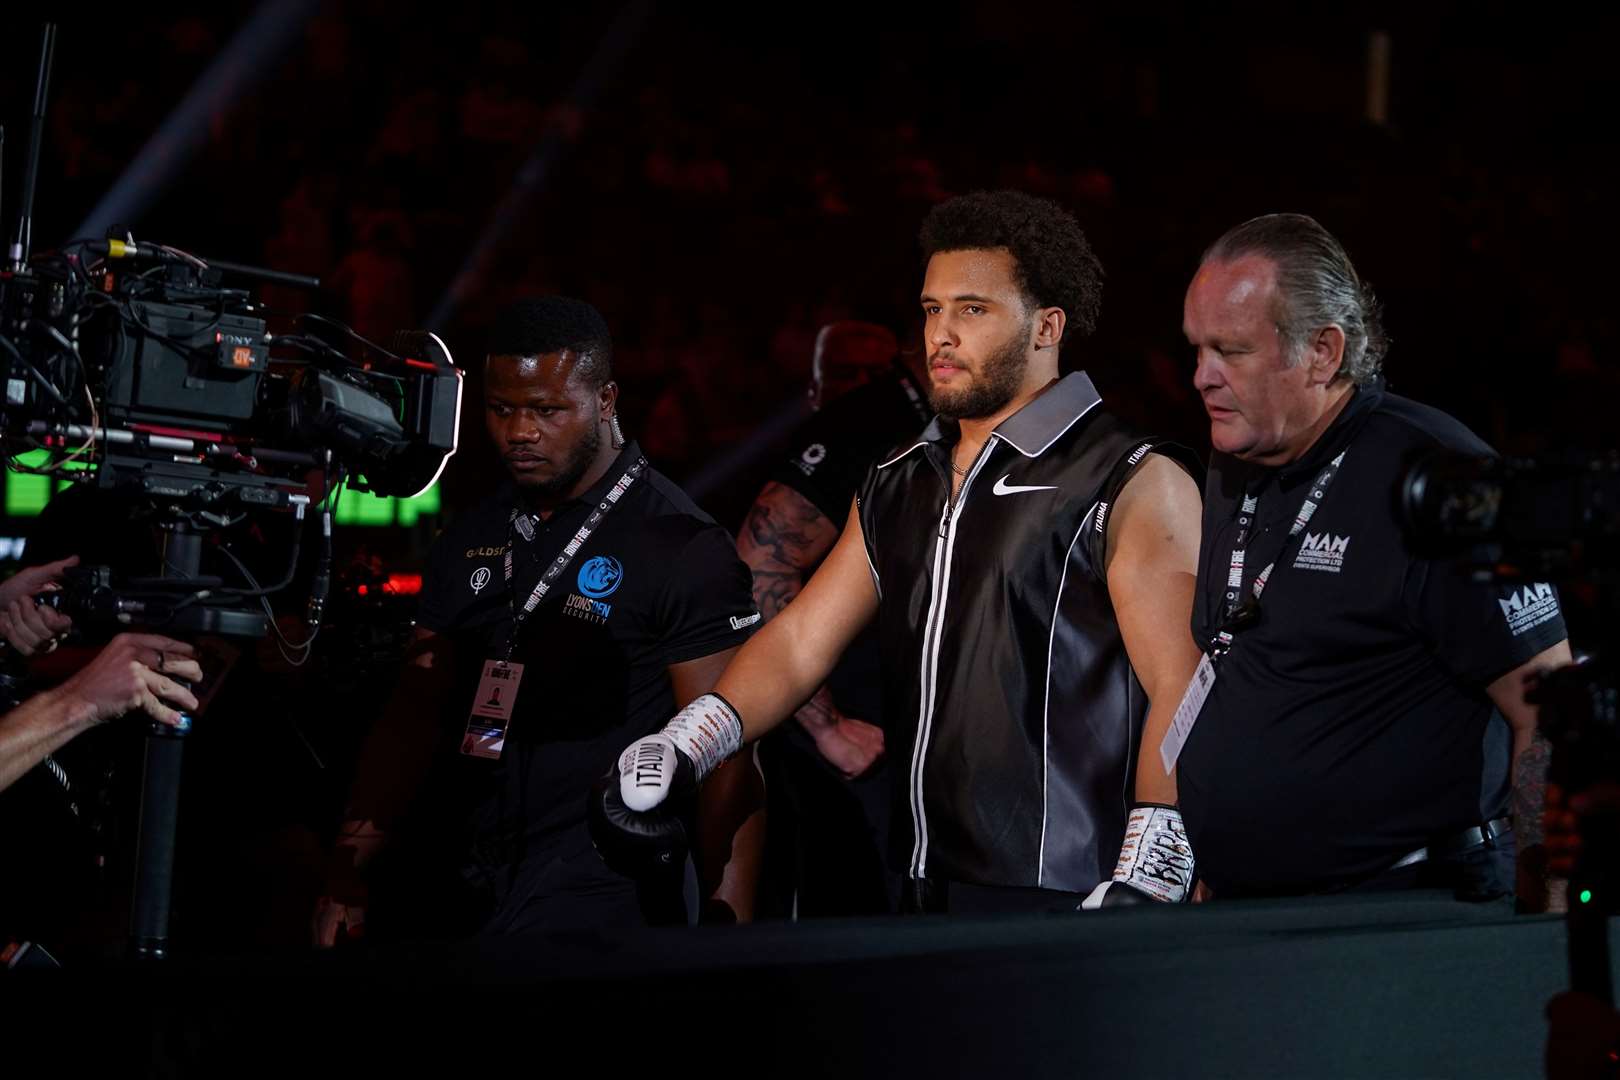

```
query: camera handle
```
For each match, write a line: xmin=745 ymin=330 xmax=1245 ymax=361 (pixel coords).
xmin=127 ymin=521 xmax=270 ymax=961
xmin=1571 ymin=806 xmax=1620 ymax=1004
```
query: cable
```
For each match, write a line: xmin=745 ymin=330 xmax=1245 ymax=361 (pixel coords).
xmin=122 ymin=291 xmax=228 ymax=349
xmin=214 ymin=542 xmax=318 ymax=666
xmin=198 ymin=504 xmax=308 ymax=604
xmin=29 ymin=322 xmax=96 ymax=467
xmin=298 ymin=312 xmax=404 ymax=365
xmin=0 ymin=331 xmax=68 ymax=406
xmin=327 ymin=471 xmax=347 ymax=516
xmin=156 ymin=243 xmax=207 ymax=271
xmin=51 ymin=376 xmax=98 ymax=469
xmin=271 ymin=334 xmax=348 ymax=364
xmin=2 ymin=321 xmax=99 ymax=473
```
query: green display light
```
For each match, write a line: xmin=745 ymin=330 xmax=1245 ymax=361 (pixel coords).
xmin=4 ymin=455 xmax=440 ymax=530
xmin=4 ymin=472 xmax=51 ymax=516
xmin=2 ymin=451 xmax=102 ymax=518
xmin=1581 ymin=889 xmax=1594 ymax=905
xmin=331 ymin=483 xmax=442 ymax=527
xmin=397 ymin=484 xmax=440 ymax=526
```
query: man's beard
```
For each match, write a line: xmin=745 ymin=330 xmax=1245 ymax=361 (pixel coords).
xmin=927 ymin=319 xmax=1032 ymax=420
xmin=511 ymin=420 xmax=601 ymax=501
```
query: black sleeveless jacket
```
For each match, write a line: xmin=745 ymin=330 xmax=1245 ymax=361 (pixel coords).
xmin=857 ymin=372 xmax=1198 ymax=892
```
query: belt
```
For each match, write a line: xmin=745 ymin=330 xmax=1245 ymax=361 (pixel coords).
xmin=1389 ymin=817 xmax=1513 ymax=871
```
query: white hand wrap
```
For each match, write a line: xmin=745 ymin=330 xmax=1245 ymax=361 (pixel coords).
xmin=616 ymin=693 xmax=742 ymax=812
xmin=1081 ymin=804 xmax=1194 ymax=908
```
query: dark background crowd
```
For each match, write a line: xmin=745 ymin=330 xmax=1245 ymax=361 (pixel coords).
xmin=0 ymin=4 xmax=1616 ymax=949
xmin=5 ymin=7 xmax=1618 ymax=523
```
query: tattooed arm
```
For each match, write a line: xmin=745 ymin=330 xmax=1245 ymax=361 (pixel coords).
xmin=736 ymin=482 xmax=885 ymax=778
xmin=741 ymin=483 xmax=832 ymax=620
xmin=1488 ymin=639 xmax=1574 ymax=913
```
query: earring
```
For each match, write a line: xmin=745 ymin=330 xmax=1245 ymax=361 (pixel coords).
xmin=609 ymin=412 xmax=625 ymax=449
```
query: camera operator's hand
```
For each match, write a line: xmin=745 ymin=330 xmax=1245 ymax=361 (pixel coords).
xmin=57 ymin=633 xmax=201 ymax=728
xmin=312 ymin=823 xmax=382 ymax=948
xmin=311 ymin=866 xmax=369 ymax=949
xmin=0 ymin=556 xmax=78 ymax=655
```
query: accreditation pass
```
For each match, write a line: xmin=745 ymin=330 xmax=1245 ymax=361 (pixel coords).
xmin=461 ymin=660 xmax=525 ymax=760
xmin=1159 ymin=653 xmax=1216 ymax=775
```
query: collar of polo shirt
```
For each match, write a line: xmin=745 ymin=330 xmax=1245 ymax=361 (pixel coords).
xmin=903 ymin=372 xmax=1105 ymax=464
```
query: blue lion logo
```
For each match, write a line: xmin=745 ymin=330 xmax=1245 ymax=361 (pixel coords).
xmin=577 ymin=556 xmax=625 ymax=599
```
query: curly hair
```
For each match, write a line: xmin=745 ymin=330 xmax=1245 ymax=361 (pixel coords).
xmin=918 ymin=190 xmax=1104 ymax=344
xmin=485 ymin=295 xmax=613 ymax=387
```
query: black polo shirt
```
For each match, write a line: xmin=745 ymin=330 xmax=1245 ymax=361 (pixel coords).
xmin=771 ymin=365 xmax=932 ymax=529
xmin=1179 ymin=384 xmax=1568 ymax=897
xmin=412 ymin=441 xmax=758 ymax=873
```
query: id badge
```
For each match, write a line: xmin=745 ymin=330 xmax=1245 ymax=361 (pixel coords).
xmin=460 ymin=659 xmax=525 ymax=760
xmin=1159 ymin=652 xmax=1216 ymax=776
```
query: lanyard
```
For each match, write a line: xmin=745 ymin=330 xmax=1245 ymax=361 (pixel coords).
xmin=500 ymin=456 xmax=646 ymax=660
xmin=1211 ymin=449 xmax=1347 ymax=656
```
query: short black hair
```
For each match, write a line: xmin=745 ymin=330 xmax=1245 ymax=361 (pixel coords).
xmin=485 ymin=296 xmax=613 ymax=387
xmin=918 ymin=190 xmax=1103 ymax=343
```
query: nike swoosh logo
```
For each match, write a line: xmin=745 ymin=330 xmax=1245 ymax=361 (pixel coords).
xmin=992 ymin=475 xmax=1058 ymax=496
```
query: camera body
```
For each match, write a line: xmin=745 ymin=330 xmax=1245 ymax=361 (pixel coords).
xmin=1404 ymin=449 xmax=1620 ymax=980
xmin=0 ymin=244 xmax=461 ymax=504
xmin=1401 ymin=449 xmax=1620 ymax=579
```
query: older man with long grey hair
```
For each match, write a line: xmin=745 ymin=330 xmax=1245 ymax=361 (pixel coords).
xmin=1173 ymin=212 xmax=1570 ymax=911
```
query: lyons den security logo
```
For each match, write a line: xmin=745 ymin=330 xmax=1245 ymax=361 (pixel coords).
xmin=565 ymin=556 xmax=623 ymax=625
xmin=1293 ymin=531 xmax=1350 ymax=573
xmin=1499 ymin=582 xmax=1559 ymax=638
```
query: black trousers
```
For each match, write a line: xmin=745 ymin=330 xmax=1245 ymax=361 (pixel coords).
xmin=757 ymin=734 xmax=898 ymax=919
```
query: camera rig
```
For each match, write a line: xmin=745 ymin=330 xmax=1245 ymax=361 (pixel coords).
xmin=1403 ymin=448 xmax=1620 ymax=1001
xmin=0 ymin=22 xmax=462 ymax=962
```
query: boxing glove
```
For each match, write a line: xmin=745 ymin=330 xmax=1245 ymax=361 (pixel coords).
xmin=587 ymin=693 xmax=743 ymax=877
xmin=1081 ymin=803 xmax=1194 ymax=909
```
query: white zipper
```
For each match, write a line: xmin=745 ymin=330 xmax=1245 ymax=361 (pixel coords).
xmin=908 ymin=437 xmax=996 ymax=879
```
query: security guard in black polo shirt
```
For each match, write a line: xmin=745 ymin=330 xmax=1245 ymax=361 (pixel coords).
xmin=312 ymin=297 xmax=759 ymax=942
xmin=1175 ymin=214 xmax=1572 ymax=908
